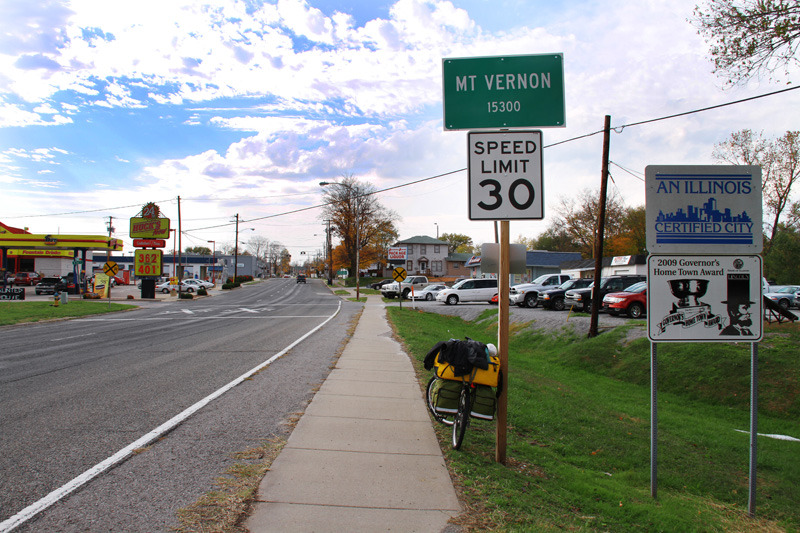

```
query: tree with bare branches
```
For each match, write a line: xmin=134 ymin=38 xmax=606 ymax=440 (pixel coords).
xmin=713 ymin=129 xmax=800 ymax=253
xmin=320 ymin=175 xmax=399 ymax=276
xmin=692 ymin=0 xmax=800 ymax=85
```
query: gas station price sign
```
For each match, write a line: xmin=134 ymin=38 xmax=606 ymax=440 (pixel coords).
xmin=135 ymin=249 xmax=163 ymax=277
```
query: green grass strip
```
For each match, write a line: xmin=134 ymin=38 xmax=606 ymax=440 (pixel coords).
xmin=0 ymin=301 xmax=135 ymax=326
xmin=388 ymin=307 xmax=799 ymax=532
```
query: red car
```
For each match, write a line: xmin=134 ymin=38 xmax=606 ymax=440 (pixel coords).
xmin=601 ymin=281 xmax=647 ymax=318
xmin=14 ymin=272 xmax=42 ymax=286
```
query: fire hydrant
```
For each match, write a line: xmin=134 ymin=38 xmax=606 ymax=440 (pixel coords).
xmin=53 ymin=291 xmax=60 ymax=307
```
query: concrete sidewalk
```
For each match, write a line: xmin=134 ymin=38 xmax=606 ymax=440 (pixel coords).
xmin=246 ymin=294 xmax=461 ymax=532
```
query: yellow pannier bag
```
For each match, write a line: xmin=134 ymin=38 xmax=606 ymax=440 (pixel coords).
xmin=434 ymin=355 xmax=500 ymax=387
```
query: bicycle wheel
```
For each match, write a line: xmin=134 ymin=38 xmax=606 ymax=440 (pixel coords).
xmin=452 ymin=385 xmax=471 ymax=450
xmin=426 ymin=376 xmax=454 ymax=426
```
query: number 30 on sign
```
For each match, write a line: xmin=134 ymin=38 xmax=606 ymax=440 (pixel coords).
xmin=135 ymin=249 xmax=163 ymax=276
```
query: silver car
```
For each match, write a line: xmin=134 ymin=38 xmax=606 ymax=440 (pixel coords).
xmin=410 ymin=284 xmax=447 ymax=301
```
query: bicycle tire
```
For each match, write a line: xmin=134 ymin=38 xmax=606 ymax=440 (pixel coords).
xmin=452 ymin=385 xmax=470 ymax=450
xmin=426 ymin=376 xmax=453 ymax=426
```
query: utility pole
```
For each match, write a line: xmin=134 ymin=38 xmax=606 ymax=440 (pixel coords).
xmin=589 ymin=115 xmax=611 ymax=338
xmin=177 ymin=195 xmax=182 ymax=294
xmin=234 ymin=213 xmax=239 ymax=281
xmin=325 ymin=219 xmax=332 ymax=285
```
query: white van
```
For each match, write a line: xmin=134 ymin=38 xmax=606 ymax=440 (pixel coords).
xmin=436 ymin=278 xmax=498 ymax=305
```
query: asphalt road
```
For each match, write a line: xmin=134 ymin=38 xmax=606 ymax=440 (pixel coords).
xmin=0 ymin=279 xmax=360 ymax=532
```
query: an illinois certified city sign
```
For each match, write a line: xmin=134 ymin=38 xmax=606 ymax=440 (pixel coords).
xmin=645 ymin=165 xmax=762 ymax=254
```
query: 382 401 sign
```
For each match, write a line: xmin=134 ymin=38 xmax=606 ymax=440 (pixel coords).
xmin=468 ymin=130 xmax=543 ymax=220
xmin=135 ymin=249 xmax=162 ymax=277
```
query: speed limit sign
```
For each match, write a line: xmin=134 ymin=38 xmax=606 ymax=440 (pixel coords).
xmin=468 ymin=130 xmax=543 ymax=220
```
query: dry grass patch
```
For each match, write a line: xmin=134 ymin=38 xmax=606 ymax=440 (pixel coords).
xmin=173 ymin=437 xmax=285 ymax=533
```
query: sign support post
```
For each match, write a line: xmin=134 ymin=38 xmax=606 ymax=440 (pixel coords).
xmin=749 ymin=342 xmax=758 ymax=517
xmin=651 ymin=342 xmax=658 ymax=498
xmin=496 ymin=221 xmax=510 ymax=464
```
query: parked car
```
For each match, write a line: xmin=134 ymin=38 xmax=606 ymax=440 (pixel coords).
xmin=296 ymin=274 xmax=307 ymax=284
xmin=764 ymin=285 xmax=800 ymax=310
xmin=184 ymin=278 xmax=214 ymax=289
xmin=564 ymin=275 xmax=647 ymax=313
xmin=509 ymin=273 xmax=573 ymax=308
xmin=410 ymin=284 xmax=447 ymax=301
xmin=369 ymin=279 xmax=393 ymax=290
xmin=107 ymin=275 xmax=126 ymax=287
xmin=14 ymin=272 xmax=42 ymax=286
xmin=34 ymin=277 xmax=68 ymax=295
xmin=537 ymin=278 xmax=594 ymax=310
xmin=602 ymin=281 xmax=647 ymax=318
xmin=156 ymin=280 xmax=196 ymax=293
xmin=436 ymin=278 xmax=498 ymax=305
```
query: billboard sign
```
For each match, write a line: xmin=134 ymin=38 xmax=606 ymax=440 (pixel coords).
xmin=130 ymin=217 xmax=171 ymax=239
xmin=647 ymin=255 xmax=762 ymax=342
xmin=388 ymin=246 xmax=408 ymax=261
xmin=645 ymin=165 xmax=762 ymax=254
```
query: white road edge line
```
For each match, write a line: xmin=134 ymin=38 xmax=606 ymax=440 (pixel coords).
xmin=0 ymin=300 xmax=342 ymax=533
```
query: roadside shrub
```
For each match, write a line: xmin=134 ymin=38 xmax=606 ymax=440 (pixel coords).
xmin=197 ymin=288 xmax=208 ymax=296
xmin=222 ymin=283 xmax=234 ymax=290
xmin=179 ymin=292 xmax=193 ymax=299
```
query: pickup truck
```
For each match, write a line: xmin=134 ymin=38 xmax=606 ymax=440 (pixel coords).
xmin=509 ymin=273 xmax=573 ymax=308
xmin=381 ymin=276 xmax=429 ymax=299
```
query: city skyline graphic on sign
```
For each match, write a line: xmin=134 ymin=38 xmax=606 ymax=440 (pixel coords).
xmin=655 ymin=197 xmax=754 ymax=245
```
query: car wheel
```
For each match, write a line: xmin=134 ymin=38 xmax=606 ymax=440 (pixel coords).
xmin=524 ymin=293 xmax=538 ymax=308
xmin=779 ymin=299 xmax=790 ymax=310
xmin=187 ymin=287 xmax=194 ymax=293
xmin=553 ymin=298 xmax=565 ymax=311
xmin=627 ymin=302 xmax=644 ymax=319
xmin=446 ymin=294 xmax=459 ymax=305
xmin=425 ymin=293 xmax=433 ymax=301
xmin=162 ymin=288 xmax=170 ymax=293
xmin=402 ymin=289 xmax=411 ymax=299
xmin=582 ymin=300 xmax=591 ymax=313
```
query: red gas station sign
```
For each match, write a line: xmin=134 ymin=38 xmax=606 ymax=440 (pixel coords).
xmin=133 ymin=238 xmax=166 ymax=248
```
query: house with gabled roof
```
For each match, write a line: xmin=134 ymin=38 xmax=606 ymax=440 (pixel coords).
xmin=390 ymin=235 xmax=450 ymax=277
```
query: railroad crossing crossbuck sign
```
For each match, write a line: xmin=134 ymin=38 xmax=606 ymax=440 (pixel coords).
xmin=103 ymin=261 xmax=119 ymax=277
xmin=392 ymin=267 xmax=407 ymax=282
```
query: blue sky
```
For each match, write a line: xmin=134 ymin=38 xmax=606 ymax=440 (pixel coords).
xmin=1 ymin=0 xmax=798 ymax=258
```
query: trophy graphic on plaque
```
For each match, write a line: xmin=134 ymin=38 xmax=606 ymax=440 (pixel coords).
xmin=654 ymin=278 xmax=723 ymax=335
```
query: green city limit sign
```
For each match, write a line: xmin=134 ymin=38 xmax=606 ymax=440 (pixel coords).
xmin=442 ymin=53 xmax=565 ymax=130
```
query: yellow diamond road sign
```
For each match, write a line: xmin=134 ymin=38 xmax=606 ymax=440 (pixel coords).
xmin=103 ymin=261 xmax=119 ymax=277
xmin=392 ymin=267 xmax=407 ymax=282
